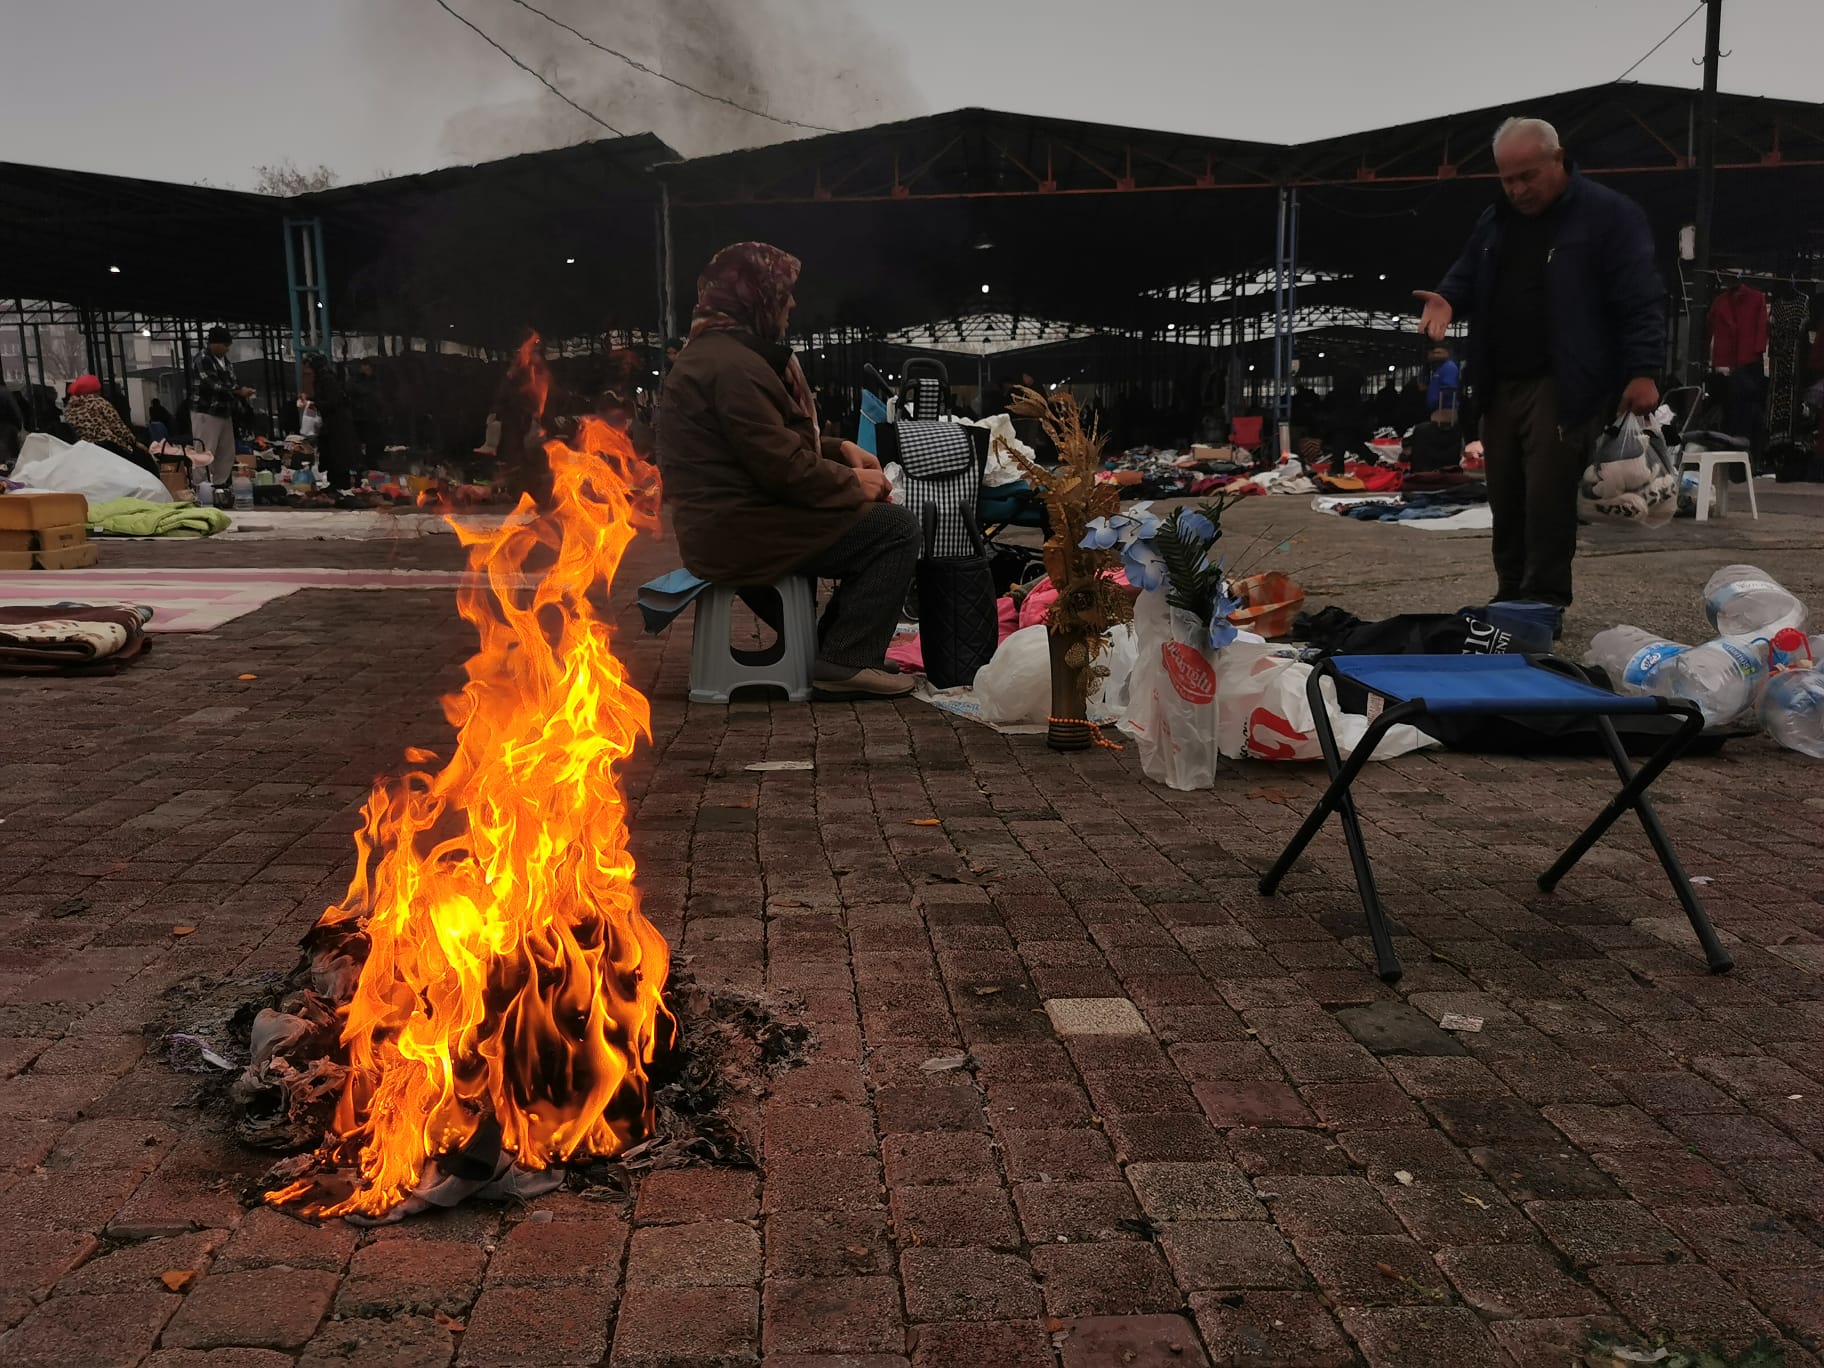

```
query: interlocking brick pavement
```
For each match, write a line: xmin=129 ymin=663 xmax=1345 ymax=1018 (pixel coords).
xmin=1 ymin=508 xmax=1822 ymax=1365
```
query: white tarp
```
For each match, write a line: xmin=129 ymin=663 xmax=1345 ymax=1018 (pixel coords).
xmin=13 ymin=433 xmax=172 ymax=504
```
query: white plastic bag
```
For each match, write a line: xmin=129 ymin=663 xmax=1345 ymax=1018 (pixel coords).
xmin=1123 ymin=592 xmax=1221 ymax=790
xmin=14 ymin=434 xmax=172 ymax=504
xmin=1096 ymin=623 xmax=1140 ymax=713
xmin=1215 ymin=644 xmax=1439 ymax=761
xmin=1578 ymin=411 xmax=1677 ymax=527
xmin=971 ymin=625 xmax=1051 ymax=725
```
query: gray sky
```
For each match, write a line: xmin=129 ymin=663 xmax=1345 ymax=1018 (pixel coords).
xmin=3 ymin=0 xmax=1818 ymax=187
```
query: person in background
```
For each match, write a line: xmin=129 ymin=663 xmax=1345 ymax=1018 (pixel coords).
xmin=594 ymin=348 xmax=654 ymax=461
xmin=349 ymin=359 xmax=387 ymax=469
xmin=301 ymin=353 xmax=359 ymax=497
xmin=64 ymin=374 xmax=158 ymax=474
xmin=659 ymin=241 xmax=917 ymax=701
xmin=1426 ymin=341 xmax=1461 ymax=421
xmin=147 ymin=397 xmax=175 ymax=433
xmin=191 ymin=326 xmax=253 ymax=485
xmin=1415 ymin=115 xmax=1663 ymax=618
xmin=665 ymin=338 xmax=684 ymax=368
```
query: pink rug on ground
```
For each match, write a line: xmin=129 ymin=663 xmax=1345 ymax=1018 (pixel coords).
xmin=0 ymin=568 xmax=497 ymax=633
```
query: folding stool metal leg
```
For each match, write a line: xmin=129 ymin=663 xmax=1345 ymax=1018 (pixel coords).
xmin=1259 ymin=662 xmax=1419 ymax=982
xmin=1535 ymin=700 xmax=1733 ymax=973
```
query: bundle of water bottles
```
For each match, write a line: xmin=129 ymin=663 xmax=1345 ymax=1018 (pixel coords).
xmin=1586 ymin=565 xmax=1823 ymax=756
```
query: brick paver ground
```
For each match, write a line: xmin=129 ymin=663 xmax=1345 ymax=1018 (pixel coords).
xmin=2 ymin=502 xmax=1822 ymax=1367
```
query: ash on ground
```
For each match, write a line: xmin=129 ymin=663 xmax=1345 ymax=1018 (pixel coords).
xmin=155 ymin=939 xmax=810 ymax=1216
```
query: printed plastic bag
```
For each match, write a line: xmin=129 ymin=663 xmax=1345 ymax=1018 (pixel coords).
xmin=1215 ymin=643 xmax=1439 ymax=762
xmin=1123 ymin=592 xmax=1220 ymax=790
xmin=1578 ymin=411 xmax=1678 ymax=527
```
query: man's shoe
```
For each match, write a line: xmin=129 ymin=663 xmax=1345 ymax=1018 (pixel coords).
xmin=812 ymin=667 xmax=917 ymax=701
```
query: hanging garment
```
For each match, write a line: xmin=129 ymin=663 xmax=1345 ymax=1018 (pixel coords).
xmin=1767 ymin=297 xmax=1808 ymax=444
xmin=1710 ymin=284 xmax=1770 ymax=369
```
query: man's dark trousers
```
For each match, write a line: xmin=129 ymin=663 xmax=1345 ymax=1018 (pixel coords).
xmin=1481 ymin=376 xmax=1600 ymax=607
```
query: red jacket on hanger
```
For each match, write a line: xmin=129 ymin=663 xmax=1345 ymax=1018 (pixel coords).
xmin=1709 ymin=284 xmax=1769 ymax=368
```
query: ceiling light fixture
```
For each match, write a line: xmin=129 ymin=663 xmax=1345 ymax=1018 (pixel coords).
xmin=108 ymin=265 xmax=121 ymax=274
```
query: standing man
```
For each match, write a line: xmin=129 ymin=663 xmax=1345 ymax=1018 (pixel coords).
xmin=191 ymin=326 xmax=254 ymax=486
xmin=1414 ymin=117 xmax=1664 ymax=617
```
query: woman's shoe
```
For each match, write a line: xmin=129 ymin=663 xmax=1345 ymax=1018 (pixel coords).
xmin=812 ymin=667 xmax=917 ymax=701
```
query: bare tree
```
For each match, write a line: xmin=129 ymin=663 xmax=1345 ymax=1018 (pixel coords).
xmin=251 ymin=160 xmax=339 ymax=196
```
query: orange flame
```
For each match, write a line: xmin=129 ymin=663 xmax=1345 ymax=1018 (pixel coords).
xmin=288 ymin=370 xmax=671 ymax=1219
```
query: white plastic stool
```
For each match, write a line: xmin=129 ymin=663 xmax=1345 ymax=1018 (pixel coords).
xmin=688 ymin=576 xmax=817 ymax=703
xmin=1680 ymin=449 xmax=1758 ymax=522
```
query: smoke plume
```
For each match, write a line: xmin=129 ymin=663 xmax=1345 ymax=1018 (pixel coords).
xmin=363 ymin=0 xmax=918 ymax=162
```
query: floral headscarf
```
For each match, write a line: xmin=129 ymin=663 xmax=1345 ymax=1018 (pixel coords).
xmin=687 ymin=242 xmax=817 ymax=429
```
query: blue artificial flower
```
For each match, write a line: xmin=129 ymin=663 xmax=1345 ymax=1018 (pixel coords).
xmin=1208 ymin=585 xmax=1244 ymax=651
xmin=1079 ymin=516 xmax=1120 ymax=550
xmin=1122 ymin=540 xmax=1168 ymax=592
xmin=1126 ymin=507 xmax=1162 ymax=542
xmin=1177 ymin=509 xmax=1216 ymax=544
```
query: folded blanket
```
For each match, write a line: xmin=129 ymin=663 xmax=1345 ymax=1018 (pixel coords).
xmin=0 ymin=602 xmax=153 ymax=674
xmin=87 ymin=497 xmax=233 ymax=538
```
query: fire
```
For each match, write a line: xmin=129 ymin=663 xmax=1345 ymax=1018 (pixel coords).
xmin=282 ymin=346 xmax=671 ymax=1219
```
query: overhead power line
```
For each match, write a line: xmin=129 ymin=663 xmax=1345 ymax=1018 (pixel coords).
xmin=505 ymin=0 xmax=839 ymax=134
xmin=429 ymin=0 xmax=626 ymax=136
xmin=1613 ymin=2 xmax=1706 ymax=83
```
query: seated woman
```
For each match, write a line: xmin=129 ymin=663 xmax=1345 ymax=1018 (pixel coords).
xmin=660 ymin=242 xmax=918 ymax=700
xmin=63 ymin=375 xmax=158 ymax=476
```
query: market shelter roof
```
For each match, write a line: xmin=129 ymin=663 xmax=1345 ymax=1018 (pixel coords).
xmin=2 ymin=83 xmax=1818 ymax=343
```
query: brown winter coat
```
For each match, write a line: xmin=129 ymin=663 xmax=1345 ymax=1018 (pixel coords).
xmin=657 ymin=331 xmax=866 ymax=585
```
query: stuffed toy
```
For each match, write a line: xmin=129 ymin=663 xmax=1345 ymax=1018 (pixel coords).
xmin=1586 ymin=453 xmax=1653 ymax=501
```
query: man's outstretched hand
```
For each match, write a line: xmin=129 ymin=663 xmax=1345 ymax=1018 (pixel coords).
xmin=1413 ymin=290 xmax=1453 ymax=341
xmin=1620 ymin=377 xmax=1660 ymax=415
xmin=855 ymin=467 xmax=893 ymax=502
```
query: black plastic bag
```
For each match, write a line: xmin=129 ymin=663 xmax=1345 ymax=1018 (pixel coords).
xmin=915 ymin=505 xmax=999 ymax=689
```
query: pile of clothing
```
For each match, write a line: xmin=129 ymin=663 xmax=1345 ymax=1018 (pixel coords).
xmin=87 ymin=498 xmax=232 ymax=538
xmin=0 ymin=603 xmax=152 ymax=675
xmin=1332 ymin=486 xmax=1490 ymax=522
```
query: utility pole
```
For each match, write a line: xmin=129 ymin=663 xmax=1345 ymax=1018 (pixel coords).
xmin=1688 ymin=0 xmax=1723 ymax=379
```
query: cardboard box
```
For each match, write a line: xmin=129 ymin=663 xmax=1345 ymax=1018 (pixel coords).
xmin=0 ymin=550 xmax=31 ymax=570
xmin=0 ymin=523 xmax=88 ymax=553
xmin=35 ymin=523 xmax=87 ymax=553
xmin=32 ymin=544 xmax=99 ymax=570
xmin=0 ymin=491 xmax=89 ymax=531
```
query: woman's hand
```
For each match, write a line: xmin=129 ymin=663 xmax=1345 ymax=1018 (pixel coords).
xmin=838 ymin=440 xmax=881 ymax=472
xmin=855 ymin=468 xmax=893 ymax=502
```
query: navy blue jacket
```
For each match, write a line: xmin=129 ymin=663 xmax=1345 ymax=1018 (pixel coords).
xmin=1435 ymin=172 xmax=1666 ymax=426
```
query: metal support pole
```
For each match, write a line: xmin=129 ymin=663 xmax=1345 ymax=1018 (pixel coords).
xmin=1688 ymin=0 xmax=1723 ymax=379
xmin=1271 ymin=188 xmax=1287 ymax=424
xmin=656 ymin=183 xmax=677 ymax=346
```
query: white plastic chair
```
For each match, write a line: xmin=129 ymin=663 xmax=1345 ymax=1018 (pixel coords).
xmin=1663 ymin=385 xmax=1758 ymax=522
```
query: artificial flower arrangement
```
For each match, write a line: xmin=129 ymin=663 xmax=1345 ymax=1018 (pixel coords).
xmin=1084 ymin=494 xmax=1248 ymax=790
xmin=1081 ymin=497 xmax=1246 ymax=652
xmin=996 ymin=388 xmax=1135 ymax=750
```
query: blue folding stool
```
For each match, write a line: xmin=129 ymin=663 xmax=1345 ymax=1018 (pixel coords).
xmin=1260 ymin=654 xmax=1731 ymax=983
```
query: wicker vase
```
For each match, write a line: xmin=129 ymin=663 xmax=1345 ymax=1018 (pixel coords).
xmin=1045 ymin=628 xmax=1093 ymax=751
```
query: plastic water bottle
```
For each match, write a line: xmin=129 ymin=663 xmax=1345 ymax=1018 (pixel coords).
xmin=232 ymin=474 xmax=254 ymax=510
xmin=1704 ymin=565 xmax=1808 ymax=638
xmin=1768 ymin=627 xmax=1814 ymax=673
xmin=1655 ymin=638 xmax=1767 ymax=727
xmin=1758 ymin=668 xmax=1824 ymax=758
xmin=1585 ymin=626 xmax=1689 ymax=695
xmin=195 ymin=478 xmax=213 ymax=507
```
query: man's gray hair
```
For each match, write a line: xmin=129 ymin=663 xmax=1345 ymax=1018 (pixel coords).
xmin=1493 ymin=116 xmax=1561 ymax=154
